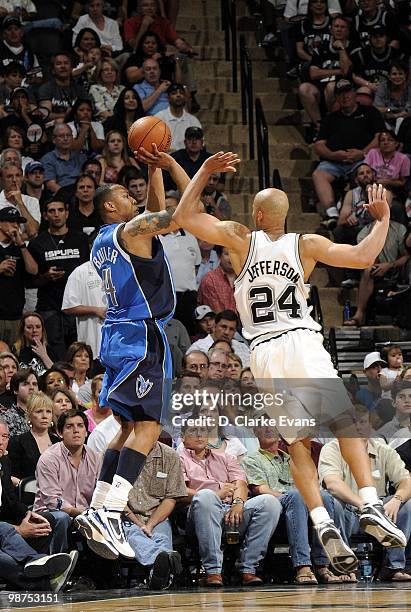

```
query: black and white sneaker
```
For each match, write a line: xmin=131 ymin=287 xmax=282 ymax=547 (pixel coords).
xmin=315 ymin=520 xmax=358 ymax=575
xmin=49 ymin=551 xmax=79 ymax=593
xmin=97 ymin=508 xmax=135 ymax=559
xmin=360 ymin=502 xmax=406 ymax=548
xmin=149 ymin=551 xmax=183 ymax=590
xmin=24 ymin=553 xmax=72 ymax=579
xmin=75 ymin=509 xmax=119 ymax=560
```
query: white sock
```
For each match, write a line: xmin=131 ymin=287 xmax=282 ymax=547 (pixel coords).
xmin=103 ymin=475 xmax=133 ymax=512
xmin=326 ymin=206 xmax=339 ymax=218
xmin=358 ymin=486 xmax=379 ymax=506
xmin=310 ymin=506 xmax=331 ymax=526
xmin=90 ymin=481 xmax=111 ymax=510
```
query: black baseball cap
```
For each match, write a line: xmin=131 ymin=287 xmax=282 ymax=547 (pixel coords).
xmin=185 ymin=126 xmax=204 ymax=140
xmin=335 ymin=78 xmax=355 ymax=95
xmin=2 ymin=16 xmax=22 ymax=29
xmin=168 ymin=83 xmax=185 ymax=95
xmin=0 ymin=206 xmax=26 ymax=223
xmin=370 ymin=25 xmax=387 ymax=36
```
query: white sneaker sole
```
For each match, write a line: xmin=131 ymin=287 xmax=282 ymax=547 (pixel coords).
xmin=320 ymin=528 xmax=358 ymax=574
xmin=75 ymin=515 xmax=119 ymax=560
xmin=360 ymin=514 xmax=407 ymax=548
xmin=24 ymin=553 xmax=71 ymax=579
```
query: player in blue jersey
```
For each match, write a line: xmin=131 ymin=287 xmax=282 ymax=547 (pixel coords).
xmin=75 ymin=155 xmax=190 ymax=560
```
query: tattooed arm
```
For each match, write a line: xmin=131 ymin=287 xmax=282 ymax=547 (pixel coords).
xmin=122 ymin=206 xmax=178 ymax=241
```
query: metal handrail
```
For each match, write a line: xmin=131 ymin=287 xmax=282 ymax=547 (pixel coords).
xmin=255 ymin=97 xmax=269 ymax=190
xmin=309 ymin=284 xmax=324 ymax=332
xmin=221 ymin=0 xmax=237 ymax=92
xmin=328 ymin=327 xmax=339 ymax=370
xmin=240 ymin=35 xmax=254 ymax=159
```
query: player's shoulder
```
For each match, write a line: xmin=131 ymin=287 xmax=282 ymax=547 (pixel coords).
xmin=220 ymin=220 xmax=251 ymax=241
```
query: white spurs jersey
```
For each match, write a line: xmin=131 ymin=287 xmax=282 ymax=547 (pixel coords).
xmin=234 ymin=231 xmax=321 ymax=341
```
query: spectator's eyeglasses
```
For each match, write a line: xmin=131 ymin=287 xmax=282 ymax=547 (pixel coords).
xmin=209 ymin=361 xmax=228 ymax=369
xmin=0 ymin=434 xmax=9 ymax=440
xmin=47 ymin=378 xmax=65 ymax=386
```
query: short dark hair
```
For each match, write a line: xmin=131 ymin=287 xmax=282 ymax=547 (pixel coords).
xmin=10 ymin=368 xmax=37 ymax=395
xmin=65 ymin=341 xmax=93 ymax=372
xmin=75 ymin=172 xmax=97 ymax=190
xmin=118 ymin=166 xmax=147 ymax=188
xmin=38 ymin=367 xmax=70 ymax=392
xmin=215 ymin=245 xmax=226 ymax=257
xmin=57 ymin=408 xmax=88 ymax=435
xmin=44 ymin=199 xmax=68 ymax=213
xmin=215 ymin=310 xmax=238 ymax=325
xmin=392 ymin=381 xmax=411 ymax=401
xmin=174 ymin=371 xmax=201 ymax=390
xmin=182 ymin=351 xmax=209 ymax=368
xmin=82 ymin=159 xmax=102 ymax=173
xmin=94 ymin=184 xmax=115 ymax=219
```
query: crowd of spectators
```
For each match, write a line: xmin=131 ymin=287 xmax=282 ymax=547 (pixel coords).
xmin=0 ymin=0 xmax=410 ymax=595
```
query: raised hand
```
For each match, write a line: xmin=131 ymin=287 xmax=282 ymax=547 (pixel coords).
xmin=135 ymin=144 xmax=174 ymax=170
xmin=363 ymin=183 xmax=390 ymax=221
xmin=203 ymin=151 xmax=241 ymax=174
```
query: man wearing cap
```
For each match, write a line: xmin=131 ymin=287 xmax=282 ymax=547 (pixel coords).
xmin=0 ymin=85 xmax=39 ymax=134
xmin=353 ymin=0 xmax=400 ymax=50
xmin=312 ymin=78 xmax=385 ymax=228
xmin=355 ymin=352 xmax=386 ymax=412
xmin=0 ymin=16 xmax=38 ymax=74
xmin=0 ymin=206 xmax=37 ymax=344
xmin=164 ymin=126 xmax=212 ymax=191
xmin=352 ymin=26 xmax=402 ymax=94
xmin=23 ymin=161 xmax=48 ymax=211
xmin=0 ymin=162 xmax=40 ymax=239
xmin=134 ymin=58 xmax=170 ymax=116
xmin=155 ymin=83 xmax=202 ymax=152
xmin=194 ymin=305 xmax=216 ymax=338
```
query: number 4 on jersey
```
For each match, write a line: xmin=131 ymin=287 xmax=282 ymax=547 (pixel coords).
xmin=102 ymin=267 xmax=118 ymax=307
xmin=249 ymin=284 xmax=302 ymax=324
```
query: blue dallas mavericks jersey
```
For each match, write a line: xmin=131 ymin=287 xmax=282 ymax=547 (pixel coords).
xmin=90 ymin=223 xmax=176 ymax=424
xmin=91 ymin=223 xmax=175 ymax=323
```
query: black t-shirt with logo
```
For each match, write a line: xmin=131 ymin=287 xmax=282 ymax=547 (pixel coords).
xmin=36 ymin=79 xmax=90 ymax=115
xmin=310 ymin=40 xmax=357 ymax=82
xmin=0 ymin=42 xmax=36 ymax=74
xmin=28 ymin=229 xmax=89 ymax=311
xmin=353 ymin=7 xmax=400 ymax=48
xmin=0 ymin=242 xmax=26 ymax=319
xmin=316 ymin=105 xmax=385 ymax=152
xmin=295 ymin=17 xmax=331 ymax=56
xmin=351 ymin=46 xmax=402 ymax=85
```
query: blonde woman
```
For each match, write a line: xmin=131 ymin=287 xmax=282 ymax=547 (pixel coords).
xmin=227 ymin=352 xmax=242 ymax=380
xmin=8 ymin=392 xmax=59 ymax=483
xmin=98 ymin=130 xmax=139 ymax=184
xmin=89 ymin=58 xmax=125 ymax=121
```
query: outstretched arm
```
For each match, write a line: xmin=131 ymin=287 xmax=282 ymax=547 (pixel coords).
xmin=137 ymin=145 xmax=191 ymax=196
xmin=302 ymin=184 xmax=390 ymax=270
xmin=145 ymin=166 xmax=165 ymax=212
xmin=172 ymin=152 xmax=248 ymax=249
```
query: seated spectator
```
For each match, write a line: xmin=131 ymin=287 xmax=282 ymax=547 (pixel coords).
xmin=0 ymin=362 xmax=14 ymax=408
xmin=201 ymin=174 xmax=231 ymax=221
xmin=318 ymin=408 xmax=411 ymax=582
xmin=243 ymin=424 xmax=346 ymax=584
xmin=239 ymin=367 xmax=258 ymax=394
xmin=0 ymin=208 xmax=38 ymax=346
xmin=298 ymin=17 xmax=354 ymax=132
xmin=61 ymin=260 xmax=106 ymax=362
xmin=84 ymin=374 xmax=111 ymax=433
xmin=207 ymin=348 xmax=230 ymax=382
xmin=34 ymin=409 xmax=101 ymax=552
xmin=36 ymin=53 xmax=89 ymax=124
xmin=103 ymin=87 xmax=145 ymax=142
xmin=98 ymin=130 xmax=139 ymax=184
xmin=38 ymin=367 xmax=70 ymax=397
xmin=65 ymin=341 xmax=93 ymax=399
xmin=73 ymin=43 xmax=103 ymax=90
xmin=13 ymin=313 xmax=55 ymax=376
xmin=334 ymin=163 xmax=376 ymax=247
xmin=374 ymin=62 xmax=411 ymax=132
xmin=187 ymin=310 xmax=250 ymax=367
xmin=180 ymin=423 xmax=280 ymax=586
xmin=365 ymin=131 xmax=410 ymax=206
xmin=182 ymin=350 xmax=209 ymax=379
xmin=82 ymin=158 xmax=103 ymax=186
xmin=210 ymin=339 xmax=232 ymax=354
xmin=22 ymin=162 xmax=48 ymax=214
xmin=0 ymin=351 xmax=18 ymax=390
xmin=198 ymin=246 xmax=237 ymax=314
xmin=0 ymin=16 xmax=39 ymax=75
xmin=312 ymin=78 xmax=385 ymax=227
xmin=123 ymin=31 xmax=180 ymax=86
xmin=377 ymin=382 xmax=411 ymax=443
xmin=0 ymin=163 xmax=40 ymax=239
xmin=193 ymin=305 xmax=215 ymax=340
xmin=343 ymin=216 xmax=408 ymax=326
xmin=0 ymin=520 xmax=76 ymax=593
xmin=295 ymin=0 xmax=332 ymax=79
xmin=65 ymin=99 xmax=105 ymax=157
xmin=8 ymin=391 xmax=59 ymax=482
xmin=72 ymin=0 xmax=123 ymax=56
xmin=164 ymin=126 xmax=212 ymax=191
xmin=4 ymin=368 xmax=38 ymax=437
xmin=73 ymin=27 xmax=102 ymax=68
xmin=3 ymin=126 xmax=33 ymax=172
xmin=380 ymin=344 xmax=404 ymax=398
xmin=52 ymin=362 xmax=76 ymax=388
xmin=353 ymin=0 xmax=400 ymax=50
xmin=51 ymin=388 xmax=77 ymax=431
xmin=0 ymin=87 xmax=46 ymax=156
xmin=227 ymin=353 xmax=242 ymax=380
xmin=0 ymin=416 xmax=74 ymax=576
xmin=164 ymin=318 xmax=191 ymax=376
xmin=89 ymin=59 xmax=125 ymax=122
xmin=68 ymin=173 xmax=102 ymax=241
xmin=155 ymin=83 xmax=201 ymax=152
xmin=40 ymin=124 xmax=87 ymax=195
xmin=355 ymin=351 xmax=385 ymax=412
xmin=352 ymin=26 xmax=403 ymax=95
xmin=134 ymin=57 xmax=170 ymax=115
xmin=397 ymin=116 xmax=411 ymax=156
xmin=118 ymin=167 xmax=147 ymax=212
xmin=196 ymin=239 xmax=219 ymax=288
xmin=119 ymin=441 xmax=186 ymax=589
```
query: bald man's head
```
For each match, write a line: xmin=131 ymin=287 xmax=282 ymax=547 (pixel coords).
xmin=252 ymin=188 xmax=289 ymax=229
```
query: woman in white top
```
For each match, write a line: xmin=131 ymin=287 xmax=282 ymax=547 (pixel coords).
xmin=89 ymin=58 xmax=124 ymax=121
xmin=65 ymin=98 xmax=105 ymax=156
xmin=65 ymin=341 xmax=93 ymax=399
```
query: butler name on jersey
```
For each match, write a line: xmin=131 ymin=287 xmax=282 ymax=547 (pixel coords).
xmin=234 ymin=231 xmax=321 ymax=342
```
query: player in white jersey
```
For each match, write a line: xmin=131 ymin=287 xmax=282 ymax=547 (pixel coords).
xmin=168 ymin=151 xmax=407 ymax=576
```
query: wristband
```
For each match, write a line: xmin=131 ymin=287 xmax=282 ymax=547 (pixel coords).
xmin=393 ymin=494 xmax=403 ymax=503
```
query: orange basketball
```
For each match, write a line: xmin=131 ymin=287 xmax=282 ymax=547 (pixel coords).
xmin=128 ymin=116 xmax=172 ymax=154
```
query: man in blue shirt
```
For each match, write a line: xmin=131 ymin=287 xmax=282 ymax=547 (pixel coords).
xmin=41 ymin=124 xmax=86 ymax=195
xmin=134 ymin=58 xmax=170 ymax=116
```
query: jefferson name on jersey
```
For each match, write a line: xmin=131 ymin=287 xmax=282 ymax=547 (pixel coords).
xmin=247 ymin=259 xmax=300 ymax=284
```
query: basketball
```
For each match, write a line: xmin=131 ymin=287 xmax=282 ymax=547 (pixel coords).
xmin=128 ymin=116 xmax=172 ymax=154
